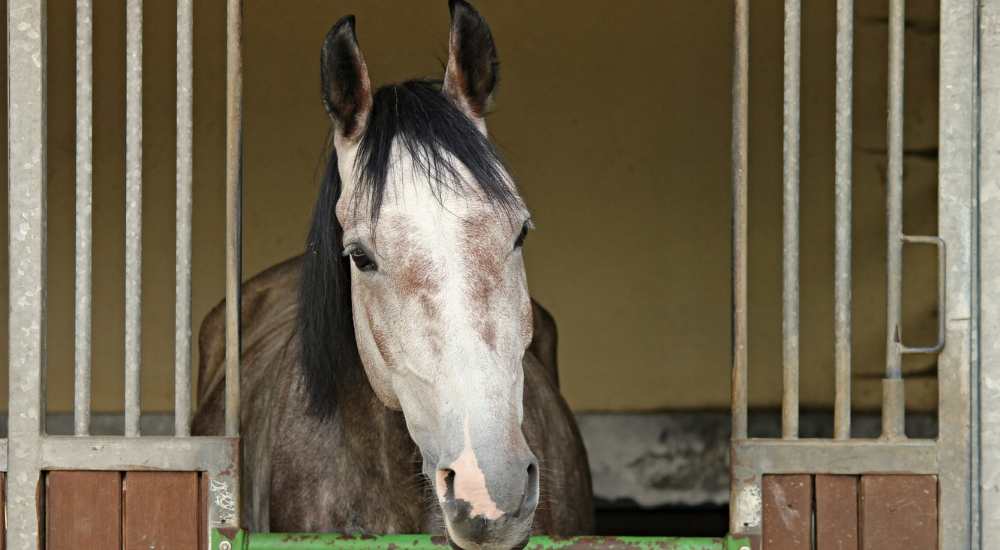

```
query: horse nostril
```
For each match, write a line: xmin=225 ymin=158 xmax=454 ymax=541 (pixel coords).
xmin=515 ymin=461 xmax=539 ymax=518
xmin=443 ymin=468 xmax=456 ymax=499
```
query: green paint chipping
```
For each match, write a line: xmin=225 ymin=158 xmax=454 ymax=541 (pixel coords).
xmin=212 ymin=531 xmax=742 ymax=550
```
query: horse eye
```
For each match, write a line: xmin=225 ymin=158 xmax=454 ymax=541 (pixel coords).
xmin=350 ymin=250 xmax=375 ymax=271
xmin=515 ymin=223 xmax=529 ymax=248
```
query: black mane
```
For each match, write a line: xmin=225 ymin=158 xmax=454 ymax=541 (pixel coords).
xmin=299 ymin=79 xmax=520 ymax=418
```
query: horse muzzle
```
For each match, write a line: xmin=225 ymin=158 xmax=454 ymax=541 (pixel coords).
xmin=437 ymin=456 xmax=539 ymax=550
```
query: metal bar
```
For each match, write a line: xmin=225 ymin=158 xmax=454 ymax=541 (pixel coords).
xmin=834 ymin=0 xmax=854 ymax=441
xmin=74 ymin=0 xmax=93 ymax=437
xmin=0 ymin=439 xmax=11 ymax=472
xmin=213 ymin=532 xmax=730 ymax=550
xmin=731 ymin=0 xmax=749 ymax=443
xmin=885 ymin=0 xmax=905 ymax=381
xmin=225 ymin=0 xmax=244 ymax=439
xmin=898 ymin=236 xmax=946 ymax=354
xmin=883 ymin=0 xmax=906 ymax=440
xmin=978 ymin=1 xmax=1000 ymax=545
xmin=7 ymin=0 xmax=47 ymax=547
xmin=175 ymin=0 xmax=194 ymax=438
xmin=731 ymin=438 xmax=939 ymax=475
xmin=971 ymin=0 xmax=982 ymax=540
xmin=729 ymin=0 xmax=750 ymax=535
xmin=937 ymin=0 xmax=976 ymax=546
xmin=125 ymin=0 xmax=143 ymax=437
xmin=881 ymin=378 xmax=905 ymax=439
xmin=781 ymin=0 xmax=801 ymax=441
xmin=40 ymin=436 xmax=237 ymax=471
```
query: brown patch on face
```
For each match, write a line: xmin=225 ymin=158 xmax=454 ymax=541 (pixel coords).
xmin=375 ymin=217 xmax=446 ymax=361
xmin=461 ymin=214 xmax=506 ymax=351
xmin=481 ymin=323 xmax=497 ymax=350
xmin=367 ymin=307 xmax=393 ymax=365
xmin=390 ymin=219 xmax=442 ymax=301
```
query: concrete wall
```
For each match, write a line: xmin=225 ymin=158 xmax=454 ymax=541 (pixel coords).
xmin=0 ymin=0 xmax=940 ymax=413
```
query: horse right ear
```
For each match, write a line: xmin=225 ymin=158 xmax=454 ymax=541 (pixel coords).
xmin=321 ymin=15 xmax=372 ymax=140
xmin=443 ymin=0 xmax=499 ymax=128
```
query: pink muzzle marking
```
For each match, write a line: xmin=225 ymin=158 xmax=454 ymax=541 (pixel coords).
xmin=438 ymin=420 xmax=504 ymax=521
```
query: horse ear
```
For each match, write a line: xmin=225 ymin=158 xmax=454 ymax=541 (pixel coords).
xmin=321 ymin=15 xmax=372 ymax=140
xmin=443 ymin=0 xmax=499 ymax=126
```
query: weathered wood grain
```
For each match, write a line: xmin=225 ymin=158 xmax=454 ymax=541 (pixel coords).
xmin=762 ymin=474 xmax=813 ymax=550
xmin=124 ymin=472 xmax=200 ymax=550
xmin=859 ymin=475 xmax=937 ymax=550
xmin=47 ymin=471 xmax=122 ymax=550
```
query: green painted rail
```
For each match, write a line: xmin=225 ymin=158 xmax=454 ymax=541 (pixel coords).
xmin=211 ymin=531 xmax=752 ymax=550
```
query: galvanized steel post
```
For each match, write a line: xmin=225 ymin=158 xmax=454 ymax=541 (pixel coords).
xmin=731 ymin=0 xmax=749 ymax=444
xmin=833 ymin=0 xmax=853 ymax=441
xmin=978 ymin=3 xmax=1000 ymax=546
xmin=936 ymin=0 xmax=976 ymax=546
xmin=125 ymin=0 xmax=144 ymax=437
xmin=175 ymin=0 xmax=194 ymax=438
xmin=7 ymin=1 xmax=47 ymax=547
xmin=225 ymin=0 xmax=244 ymax=441
xmin=781 ymin=0 xmax=801 ymax=441
xmin=883 ymin=0 xmax=906 ymax=440
xmin=75 ymin=0 xmax=93 ymax=437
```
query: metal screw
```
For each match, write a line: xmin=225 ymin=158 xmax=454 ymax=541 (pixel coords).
xmin=220 ymin=541 xmax=232 ymax=550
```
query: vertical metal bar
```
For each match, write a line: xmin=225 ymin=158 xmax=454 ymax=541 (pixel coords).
xmin=976 ymin=4 xmax=999 ymax=547
xmin=74 ymin=0 xmax=93 ymax=437
xmin=882 ymin=0 xmax=906 ymax=440
xmin=125 ymin=0 xmax=143 ymax=437
xmin=972 ymin=5 xmax=983 ymax=540
xmin=225 ymin=0 xmax=244 ymax=438
xmin=976 ymin=2 xmax=999 ymax=546
xmin=175 ymin=0 xmax=194 ymax=438
xmin=781 ymin=0 xmax=801 ymax=440
xmin=937 ymin=0 xmax=976 ymax=545
xmin=8 ymin=0 xmax=47 ymax=547
xmin=731 ymin=0 xmax=749 ymax=442
xmin=834 ymin=0 xmax=854 ymax=440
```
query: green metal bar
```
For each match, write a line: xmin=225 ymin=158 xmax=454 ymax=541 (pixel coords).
xmin=211 ymin=531 xmax=743 ymax=550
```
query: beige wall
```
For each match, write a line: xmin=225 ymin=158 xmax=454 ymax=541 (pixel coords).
xmin=0 ymin=0 xmax=941 ymax=413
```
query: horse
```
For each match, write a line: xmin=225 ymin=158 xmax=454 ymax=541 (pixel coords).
xmin=193 ymin=2 xmax=594 ymax=547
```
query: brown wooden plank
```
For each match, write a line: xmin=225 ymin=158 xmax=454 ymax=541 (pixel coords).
xmin=762 ymin=474 xmax=813 ymax=550
xmin=46 ymin=471 xmax=122 ymax=550
xmin=816 ymin=475 xmax=858 ymax=550
xmin=124 ymin=472 xmax=200 ymax=550
xmin=859 ymin=475 xmax=937 ymax=550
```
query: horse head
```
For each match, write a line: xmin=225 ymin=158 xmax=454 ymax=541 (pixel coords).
xmin=304 ymin=2 xmax=539 ymax=548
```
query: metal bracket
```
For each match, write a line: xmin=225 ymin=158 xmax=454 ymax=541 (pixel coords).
xmin=898 ymin=235 xmax=946 ymax=354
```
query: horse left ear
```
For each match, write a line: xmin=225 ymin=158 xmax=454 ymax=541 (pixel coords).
xmin=443 ymin=0 xmax=499 ymax=128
